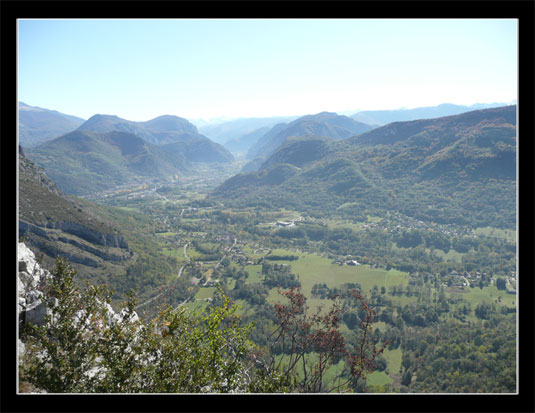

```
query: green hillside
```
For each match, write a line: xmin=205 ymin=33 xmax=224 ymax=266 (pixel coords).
xmin=259 ymin=135 xmax=331 ymax=170
xmin=161 ymin=136 xmax=234 ymax=163
xmin=26 ymin=130 xmax=187 ymax=195
xmin=78 ymin=113 xmax=234 ymax=163
xmin=18 ymin=147 xmax=133 ymax=287
xmin=246 ymin=112 xmax=373 ymax=162
xmin=211 ymin=106 xmax=517 ymax=228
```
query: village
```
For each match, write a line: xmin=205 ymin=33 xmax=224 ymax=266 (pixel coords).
xmin=90 ymin=179 xmax=516 ymax=316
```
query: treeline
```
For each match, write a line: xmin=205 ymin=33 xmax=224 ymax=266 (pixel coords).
xmin=264 ymin=254 xmax=299 ymax=261
xmin=230 ymin=216 xmax=515 ymax=285
xmin=262 ymin=262 xmax=300 ymax=289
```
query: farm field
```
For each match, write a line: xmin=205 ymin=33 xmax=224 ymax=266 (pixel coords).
xmin=264 ymin=249 xmax=410 ymax=297
xmin=67 ymin=185 xmax=516 ymax=395
xmin=474 ymin=226 xmax=516 ymax=243
xmin=449 ymin=284 xmax=516 ymax=308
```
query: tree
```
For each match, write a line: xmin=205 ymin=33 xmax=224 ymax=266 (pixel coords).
xmin=264 ymin=286 xmax=388 ymax=392
xmin=401 ymin=369 xmax=412 ymax=386
xmin=495 ymin=277 xmax=507 ymax=291
xmin=20 ymin=258 xmax=286 ymax=393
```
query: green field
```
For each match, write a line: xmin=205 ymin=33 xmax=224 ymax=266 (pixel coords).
xmin=185 ymin=245 xmax=203 ymax=259
xmin=366 ymin=371 xmax=393 ymax=389
xmin=244 ymin=264 xmax=263 ymax=283
xmin=183 ymin=299 xmax=209 ymax=313
xmin=114 ymin=206 xmax=139 ymax=212
xmin=161 ymin=246 xmax=182 ymax=260
xmin=450 ymin=284 xmax=516 ymax=308
xmin=195 ymin=286 xmax=216 ymax=300
xmin=432 ymin=247 xmax=471 ymax=263
xmin=272 ymin=353 xmax=347 ymax=390
xmin=267 ymin=250 xmax=409 ymax=296
xmin=383 ymin=348 xmax=402 ymax=374
xmin=156 ymin=231 xmax=178 ymax=237
xmin=323 ymin=218 xmax=366 ymax=232
xmin=263 ymin=250 xmax=410 ymax=315
xmin=474 ymin=226 xmax=516 ymax=243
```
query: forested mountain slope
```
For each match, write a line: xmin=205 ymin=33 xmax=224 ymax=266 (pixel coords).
xmin=78 ymin=114 xmax=234 ymax=163
xmin=26 ymin=130 xmax=188 ymax=195
xmin=351 ymin=102 xmax=511 ymax=126
xmin=19 ymin=146 xmax=133 ymax=281
xmin=245 ymin=112 xmax=374 ymax=163
xmin=212 ymin=106 xmax=517 ymax=228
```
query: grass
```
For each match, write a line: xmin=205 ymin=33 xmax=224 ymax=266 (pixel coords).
xmin=272 ymin=353 xmax=347 ymax=391
xmin=180 ymin=218 xmax=203 ymax=223
xmin=183 ymin=299 xmax=208 ymax=313
xmin=366 ymin=371 xmax=393 ymax=388
xmin=185 ymin=245 xmax=203 ymax=259
xmin=286 ymin=252 xmax=408 ymax=296
xmin=195 ymin=287 xmax=216 ymax=300
xmin=382 ymin=347 xmax=403 ymax=375
xmin=432 ymin=248 xmax=470 ymax=263
xmin=323 ymin=218 xmax=365 ymax=232
xmin=263 ymin=250 xmax=410 ymax=315
xmin=241 ymin=245 xmax=265 ymax=259
xmin=390 ymin=244 xmax=473 ymax=264
xmin=161 ymin=247 xmax=182 ymax=260
xmin=271 ymin=351 xmax=393 ymax=392
xmin=231 ymin=299 xmax=249 ymax=316
xmin=244 ymin=264 xmax=263 ymax=283
xmin=474 ymin=226 xmax=516 ymax=243
xmin=155 ymin=231 xmax=178 ymax=237
xmin=114 ymin=206 xmax=139 ymax=212
xmin=450 ymin=284 xmax=516 ymax=308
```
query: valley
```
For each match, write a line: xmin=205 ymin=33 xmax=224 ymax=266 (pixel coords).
xmin=13 ymin=15 xmax=525 ymax=401
xmin=74 ymin=159 xmax=516 ymax=392
xmin=18 ymin=105 xmax=517 ymax=394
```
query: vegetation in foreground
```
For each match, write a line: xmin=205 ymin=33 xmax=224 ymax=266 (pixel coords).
xmin=20 ymin=258 xmax=386 ymax=393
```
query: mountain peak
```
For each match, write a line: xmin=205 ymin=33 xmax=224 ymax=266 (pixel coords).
xmin=85 ymin=114 xmax=122 ymax=122
xmin=18 ymin=103 xmax=86 ymax=147
xmin=144 ymin=115 xmax=198 ymax=134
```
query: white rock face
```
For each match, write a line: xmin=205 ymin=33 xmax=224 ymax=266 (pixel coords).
xmin=18 ymin=242 xmax=50 ymax=327
xmin=18 ymin=243 xmax=48 ymax=287
xmin=18 ymin=242 xmax=143 ymax=389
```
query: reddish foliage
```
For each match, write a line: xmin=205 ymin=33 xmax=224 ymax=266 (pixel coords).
xmin=267 ymin=286 xmax=390 ymax=392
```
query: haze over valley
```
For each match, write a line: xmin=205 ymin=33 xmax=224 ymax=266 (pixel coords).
xmin=18 ymin=100 xmax=518 ymax=395
xmin=16 ymin=18 xmax=520 ymax=397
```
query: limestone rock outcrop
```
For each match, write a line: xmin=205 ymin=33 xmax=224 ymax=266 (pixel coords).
xmin=18 ymin=242 xmax=50 ymax=328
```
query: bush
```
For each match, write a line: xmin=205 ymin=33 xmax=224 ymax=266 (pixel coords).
xmin=20 ymin=258 xmax=286 ymax=393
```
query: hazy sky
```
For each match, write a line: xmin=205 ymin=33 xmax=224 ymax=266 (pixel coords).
xmin=18 ymin=19 xmax=517 ymax=122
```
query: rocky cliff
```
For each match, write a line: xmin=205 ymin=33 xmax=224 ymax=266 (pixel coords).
xmin=17 ymin=242 xmax=140 ymax=393
xmin=19 ymin=147 xmax=133 ymax=277
xmin=18 ymin=242 xmax=50 ymax=328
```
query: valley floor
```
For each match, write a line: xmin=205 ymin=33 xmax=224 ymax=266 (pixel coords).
xmin=74 ymin=174 xmax=516 ymax=393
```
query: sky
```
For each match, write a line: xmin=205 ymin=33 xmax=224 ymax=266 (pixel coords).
xmin=18 ymin=19 xmax=517 ymax=123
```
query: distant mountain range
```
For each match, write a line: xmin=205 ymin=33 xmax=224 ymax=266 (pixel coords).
xmin=198 ymin=115 xmax=300 ymax=146
xmin=77 ymin=114 xmax=234 ymax=162
xmin=26 ymin=129 xmax=188 ymax=195
xmin=19 ymin=102 xmax=86 ymax=147
xmin=223 ymin=126 xmax=273 ymax=155
xmin=351 ymin=102 xmax=512 ymax=126
xmin=78 ymin=114 xmax=197 ymax=145
xmin=211 ymin=105 xmax=517 ymax=229
xmin=23 ymin=109 xmax=234 ymax=196
xmin=244 ymin=111 xmax=375 ymax=168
